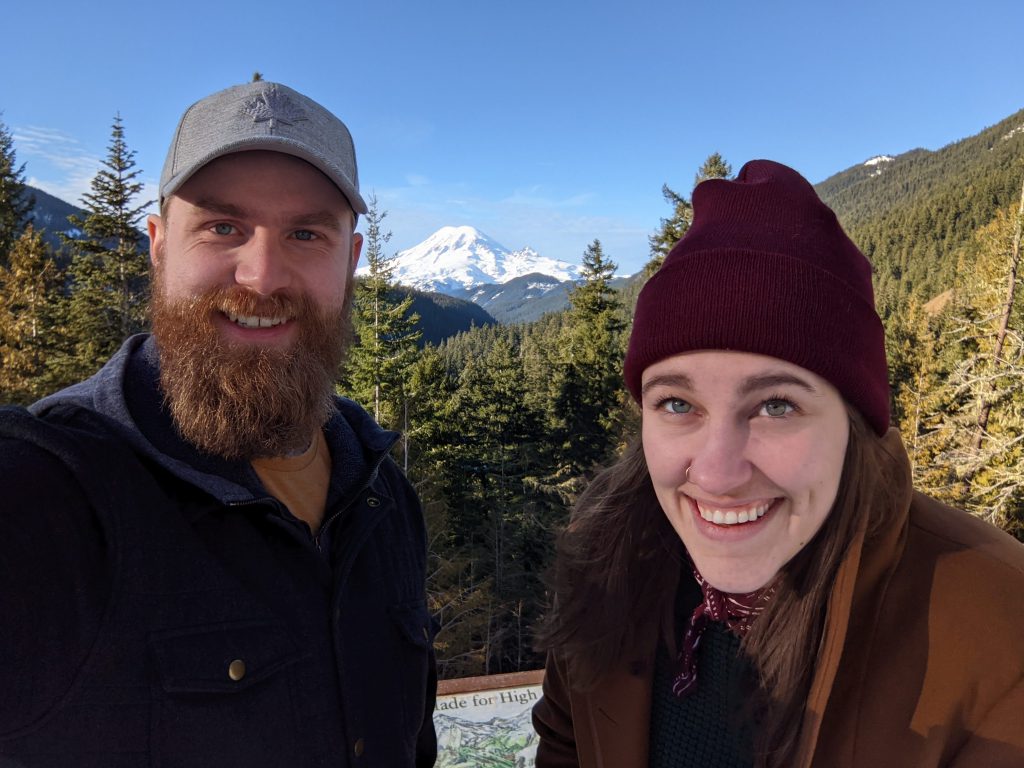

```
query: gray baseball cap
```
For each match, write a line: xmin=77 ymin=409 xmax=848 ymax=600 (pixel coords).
xmin=159 ymin=81 xmax=367 ymax=215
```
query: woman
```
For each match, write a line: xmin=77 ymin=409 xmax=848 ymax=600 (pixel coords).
xmin=532 ymin=160 xmax=1024 ymax=768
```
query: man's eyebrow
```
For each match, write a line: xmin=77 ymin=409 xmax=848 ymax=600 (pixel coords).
xmin=738 ymin=373 xmax=817 ymax=396
xmin=289 ymin=210 xmax=346 ymax=232
xmin=189 ymin=199 xmax=345 ymax=232
xmin=641 ymin=373 xmax=694 ymax=397
xmin=191 ymin=198 xmax=249 ymax=219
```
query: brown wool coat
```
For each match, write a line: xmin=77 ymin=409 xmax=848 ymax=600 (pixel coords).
xmin=532 ymin=431 xmax=1024 ymax=767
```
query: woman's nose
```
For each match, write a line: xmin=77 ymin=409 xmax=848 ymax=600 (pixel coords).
xmin=686 ymin=420 xmax=753 ymax=495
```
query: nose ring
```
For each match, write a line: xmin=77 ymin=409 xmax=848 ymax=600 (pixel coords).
xmin=685 ymin=465 xmax=692 ymax=483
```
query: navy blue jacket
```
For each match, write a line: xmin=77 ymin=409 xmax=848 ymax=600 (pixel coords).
xmin=0 ymin=335 xmax=437 ymax=767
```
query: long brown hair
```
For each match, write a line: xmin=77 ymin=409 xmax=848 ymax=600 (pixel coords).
xmin=536 ymin=407 xmax=906 ymax=767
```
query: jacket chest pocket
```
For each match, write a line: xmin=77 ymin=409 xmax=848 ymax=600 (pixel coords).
xmin=149 ymin=620 xmax=307 ymax=768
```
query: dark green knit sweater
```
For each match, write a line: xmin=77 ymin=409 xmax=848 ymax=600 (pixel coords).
xmin=648 ymin=576 xmax=756 ymax=768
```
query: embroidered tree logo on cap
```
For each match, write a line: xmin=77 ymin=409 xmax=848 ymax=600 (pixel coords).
xmin=242 ymin=86 xmax=308 ymax=133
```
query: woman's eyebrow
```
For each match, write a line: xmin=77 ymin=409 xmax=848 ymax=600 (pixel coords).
xmin=641 ymin=373 xmax=694 ymax=397
xmin=641 ymin=371 xmax=818 ymax=398
xmin=739 ymin=373 xmax=817 ymax=396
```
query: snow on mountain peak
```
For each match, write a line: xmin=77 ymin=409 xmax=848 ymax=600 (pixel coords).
xmin=363 ymin=225 xmax=579 ymax=293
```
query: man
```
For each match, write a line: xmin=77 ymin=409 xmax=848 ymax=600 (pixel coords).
xmin=0 ymin=82 xmax=437 ymax=767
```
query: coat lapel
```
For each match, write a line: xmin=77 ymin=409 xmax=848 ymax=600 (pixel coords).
xmin=586 ymin=656 xmax=656 ymax=768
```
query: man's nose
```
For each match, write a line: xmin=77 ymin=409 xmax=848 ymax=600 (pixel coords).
xmin=686 ymin=420 xmax=753 ymax=496
xmin=233 ymin=231 xmax=291 ymax=296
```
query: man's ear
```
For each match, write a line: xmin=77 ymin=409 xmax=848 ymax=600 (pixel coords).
xmin=148 ymin=214 xmax=164 ymax=268
xmin=350 ymin=232 xmax=363 ymax=273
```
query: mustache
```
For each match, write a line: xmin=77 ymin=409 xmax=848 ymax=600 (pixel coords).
xmin=185 ymin=287 xmax=310 ymax=325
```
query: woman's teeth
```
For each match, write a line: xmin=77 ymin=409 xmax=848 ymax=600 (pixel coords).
xmin=697 ymin=502 xmax=770 ymax=526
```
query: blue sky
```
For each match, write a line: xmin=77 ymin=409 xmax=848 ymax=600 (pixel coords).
xmin=3 ymin=0 xmax=1022 ymax=275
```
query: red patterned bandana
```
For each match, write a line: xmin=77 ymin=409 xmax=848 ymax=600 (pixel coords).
xmin=673 ymin=568 xmax=775 ymax=697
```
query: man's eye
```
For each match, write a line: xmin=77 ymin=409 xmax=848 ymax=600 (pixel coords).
xmin=660 ymin=398 xmax=692 ymax=415
xmin=762 ymin=399 xmax=795 ymax=417
xmin=212 ymin=223 xmax=235 ymax=235
xmin=293 ymin=230 xmax=317 ymax=241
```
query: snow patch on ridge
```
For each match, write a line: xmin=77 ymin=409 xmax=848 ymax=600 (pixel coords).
xmin=1002 ymin=123 xmax=1024 ymax=141
xmin=864 ymin=155 xmax=895 ymax=177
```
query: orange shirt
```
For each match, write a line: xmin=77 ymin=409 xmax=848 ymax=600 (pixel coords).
xmin=252 ymin=429 xmax=331 ymax=534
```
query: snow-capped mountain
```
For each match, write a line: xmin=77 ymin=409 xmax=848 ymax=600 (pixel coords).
xmin=366 ymin=225 xmax=578 ymax=294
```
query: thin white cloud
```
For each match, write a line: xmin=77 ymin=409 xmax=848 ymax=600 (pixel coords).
xmin=16 ymin=124 xmax=158 ymax=215
xmin=501 ymin=187 xmax=595 ymax=208
xmin=15 ymin=125 xmax=101 ymax=207
xmin=14 ymin=126 xmax=98 ymax=171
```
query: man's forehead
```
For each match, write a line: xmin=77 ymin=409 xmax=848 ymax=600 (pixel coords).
xmin=167 ymin=150 xmax=355 ymax=220
xmin=199 ymin=150 xmax=350 ymax=196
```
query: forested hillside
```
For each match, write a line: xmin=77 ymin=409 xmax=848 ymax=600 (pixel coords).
xmin=817 ymin=108 xmax=1024 ymax=314
xmin=2 ymin=109 xmax=1022 ymax=679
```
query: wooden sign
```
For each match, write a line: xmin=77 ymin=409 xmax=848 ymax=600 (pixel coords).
xmin=433 ymin=670 xmax=544 ymax=768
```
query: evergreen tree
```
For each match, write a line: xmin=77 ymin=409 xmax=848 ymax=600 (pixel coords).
xmin=0 ymin=117 xmax=34 ymax=267
xmin=400 ymin=346 xmax=499 ymax=678
xmin=693 ymin=151 xmax=732 ymax=187
xmin=441 ymin=337 xmax=551 ymax=673
xmin=63 ymin=114 xmax=150 ymax=379
xmin=886 ymin=294 xmax=948 ymax=436
xmin=646 ymin=183 xmax=692 ymax=276
xmin=645 ymin=152 xmax=732 ymax=276
xmin=0 ymin=226 xmax=65 ymax=403
xmin=549 ymin=239 xmax=627 ymax=497
xmin=341 ymin=196 xmax=421 ymax=464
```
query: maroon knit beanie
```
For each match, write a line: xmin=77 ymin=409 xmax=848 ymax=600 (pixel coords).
xmin=623 ymin=159 xmax=890 ymax=435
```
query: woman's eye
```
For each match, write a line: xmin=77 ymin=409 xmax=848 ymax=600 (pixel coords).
xmin=762 ymin=399 xmax=794 ymax=417
xmin=212 ymin=223 xmax=235 ymax=235
xmin=661 ymin=399 xmax=692 ymax=415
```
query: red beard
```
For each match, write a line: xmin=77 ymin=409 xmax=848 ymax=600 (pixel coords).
xmin=150 ymin=280 xmax=352 ymax=460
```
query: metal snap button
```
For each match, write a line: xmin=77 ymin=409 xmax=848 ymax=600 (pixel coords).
xmin=228 ymin=659 xmax=246 ymax=681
